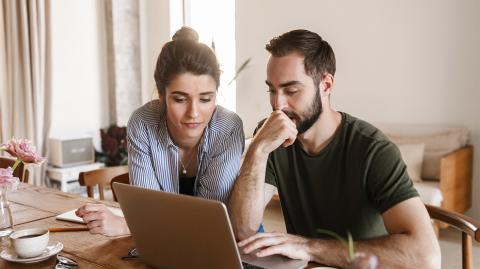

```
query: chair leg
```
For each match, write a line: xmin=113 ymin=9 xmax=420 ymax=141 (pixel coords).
xmin=87 ymin=186 xmax=94 ymax=198
xmin=99 ymin=185 xmax=105 ymax=200
xmin=462 ymin=232 xmax=473 ymax=269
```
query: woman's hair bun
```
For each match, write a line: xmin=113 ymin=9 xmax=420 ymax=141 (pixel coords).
xmin=172 ymin=26 xmax=199 ymax=42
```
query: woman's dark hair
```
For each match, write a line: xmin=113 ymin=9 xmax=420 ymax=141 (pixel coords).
xmin=154 ymin=27 xmax=220 ymax=95
xmin=266 ymin=29 xmax=336 ymax=87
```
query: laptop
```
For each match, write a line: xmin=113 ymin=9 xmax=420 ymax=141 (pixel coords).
xmin=112 ymin=183 xmax=308 ymax=269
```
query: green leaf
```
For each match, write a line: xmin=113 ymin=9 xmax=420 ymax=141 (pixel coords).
xmin=347 ymin=231 xmax=355 ymax=261
xmin=317 ymin=229 xmax=357 ymax=263
xmin=228 ymin=57 xmax=252 ymax=85
xmin=316 ymin=228 xmax=348 ymax=250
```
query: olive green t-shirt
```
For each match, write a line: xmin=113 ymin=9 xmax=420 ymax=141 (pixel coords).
xmin=263 ymin=112 xmax=418 ymax=240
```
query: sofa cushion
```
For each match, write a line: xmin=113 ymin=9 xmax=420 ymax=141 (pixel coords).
xmin=397 ymin=143 xmax=425 ymax=182
xmin=376 ymin=124 xmax=469 ymax=179
xmin=414 ymin=181 xmax=442 ymax=206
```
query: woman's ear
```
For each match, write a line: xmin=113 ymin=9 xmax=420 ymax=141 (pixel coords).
xmin=158 ymin=91 xmax=165 ymax=102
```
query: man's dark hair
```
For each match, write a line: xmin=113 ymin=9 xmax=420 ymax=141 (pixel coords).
xmin=154 ymin=27 xmax=220 ymax=96
xmin=266 ymin=29 xmax=336 ymax=86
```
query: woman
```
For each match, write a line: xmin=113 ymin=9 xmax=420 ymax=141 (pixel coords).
xmin=76 ymin=27 xmax=244 ymax=236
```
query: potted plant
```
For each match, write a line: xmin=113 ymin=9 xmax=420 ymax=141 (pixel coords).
xmin=95 ymin=124 xmax=128 ymax=167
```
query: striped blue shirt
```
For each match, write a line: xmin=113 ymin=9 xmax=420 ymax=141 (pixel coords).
xmin=126 ymin=100 xmax=245 ymax=203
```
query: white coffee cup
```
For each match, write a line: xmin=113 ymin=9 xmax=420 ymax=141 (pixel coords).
xmin=9 ymin=228 xmax=49 ymax=258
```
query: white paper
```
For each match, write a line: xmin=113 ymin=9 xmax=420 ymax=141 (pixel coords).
xmin=56 ymin=207 xmax=124 ymax=224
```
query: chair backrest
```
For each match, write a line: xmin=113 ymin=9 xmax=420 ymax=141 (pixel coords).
xmin=426 ymin=204 xmax=480 ymax=269
xmin=78 ymin=165 xmax=128 ymax=200
xmin=110 ymin=172 xmax=129 ymax=202
xmin=0 ymin=157 xmax=30 ymax=183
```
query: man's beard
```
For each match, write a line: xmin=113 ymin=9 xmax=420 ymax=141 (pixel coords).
xmin=282 ymin=89 xmax=322 ymax=134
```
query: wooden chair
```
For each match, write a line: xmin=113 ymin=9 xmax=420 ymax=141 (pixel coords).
xmin=110 ymin=172 xmax=129 ymax=202
xmin=0 ymin=156 xmax=30 ymax=183
xmin=426 ymin=204 xmax=480 ymax=269
xmin=78 ymin=166 xmax=128 ymax=200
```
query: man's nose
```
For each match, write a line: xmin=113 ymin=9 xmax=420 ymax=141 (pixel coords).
xmin=271 ymin=93 xmax=287 ymax=110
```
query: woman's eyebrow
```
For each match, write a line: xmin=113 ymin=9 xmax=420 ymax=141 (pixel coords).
xmin=169 ymin=91 xmax=216 ymax=96
xmin=170 ymin=91 xmax=188 ymax=96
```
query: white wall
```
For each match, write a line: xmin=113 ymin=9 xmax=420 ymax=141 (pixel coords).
xmin=49 ymin=0 xmax=109 ymax=148
xmin=236 ymin=0 xmax=480 ymax=218
xmin=49 ymin=0 xmax=173 ymax=147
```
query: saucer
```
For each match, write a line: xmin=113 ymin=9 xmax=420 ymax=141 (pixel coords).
xmin=0 ymin=241 xmax=63 ymax=263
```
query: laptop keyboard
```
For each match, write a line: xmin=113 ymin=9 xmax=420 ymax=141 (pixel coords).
xmin=242 ymin=261 xmax=266 ymax=269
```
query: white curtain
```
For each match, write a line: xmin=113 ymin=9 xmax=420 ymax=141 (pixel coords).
xmin=0 ymin=0 xmax=52 ymax=186
xmin=106 ymin=0 xmax=142 ymax=126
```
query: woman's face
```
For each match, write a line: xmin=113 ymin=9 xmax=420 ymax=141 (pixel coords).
xmin=162 ymin=72 xmax=217 ymax=146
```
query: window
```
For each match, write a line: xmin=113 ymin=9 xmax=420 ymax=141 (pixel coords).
xmin=178 ymin=0 xmax=236 ymax=112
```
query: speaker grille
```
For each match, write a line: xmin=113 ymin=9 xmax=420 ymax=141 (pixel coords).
xmin=60 ymin=138 xmax=94 ymax=166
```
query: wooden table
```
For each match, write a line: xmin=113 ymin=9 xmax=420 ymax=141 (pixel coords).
xmin=1 ymin=183 xmax=150 ymax=269
xmin=1 ymin=184 xmax=320 ymax=269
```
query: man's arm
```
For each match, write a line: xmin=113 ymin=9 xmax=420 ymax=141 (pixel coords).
xmin=228 ymin=144 xmax=276 ymax=240
xmin=228 ymin=111 xmax=297 ymax=240
xmin=240 ymin=197 xmax=441 ymax=269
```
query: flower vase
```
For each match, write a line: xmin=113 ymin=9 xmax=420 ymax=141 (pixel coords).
xmin=0 ymin=188 xmax=14 ymax=238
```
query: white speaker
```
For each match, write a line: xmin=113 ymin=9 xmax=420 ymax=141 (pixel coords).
xmin=49 ymin=137 xmax=94 ymax=167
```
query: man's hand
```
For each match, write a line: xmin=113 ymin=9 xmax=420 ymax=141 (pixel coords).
xmin=228 ymin=111 xmax=296 ymax=240
xmin=252 ymin=110 xmax=298 ymax=155
xmin=75 ymin=203 xmax=129 ymax=236
xmin=238 ymin=232 xmax=311 ymax=261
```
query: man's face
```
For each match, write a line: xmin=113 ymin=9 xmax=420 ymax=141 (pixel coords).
xmin=266 ymin=53 xmax=322 ymax=134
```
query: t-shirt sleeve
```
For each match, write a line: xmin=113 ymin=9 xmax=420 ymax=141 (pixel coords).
xmin=366 ymin=141 xmax=419 ymax=213
xmin=252 ymin=118 xmax=277 ymax=187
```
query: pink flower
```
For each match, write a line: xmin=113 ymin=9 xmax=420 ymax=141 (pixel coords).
xmin=1 ymin=138 xmax=45 ymax=164
xmin=0 ymin=167 xmax=20 ymax=190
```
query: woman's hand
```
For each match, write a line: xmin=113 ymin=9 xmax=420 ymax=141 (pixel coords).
xmin=75 ymin=203 xmax=130 ymax=236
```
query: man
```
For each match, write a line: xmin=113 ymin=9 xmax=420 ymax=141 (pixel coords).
xmin=228 ymin=29 xmax=441 ymax=268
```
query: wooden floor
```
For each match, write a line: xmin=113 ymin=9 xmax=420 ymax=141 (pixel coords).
xmin=439 ymin=227 xmax=480 ymax=268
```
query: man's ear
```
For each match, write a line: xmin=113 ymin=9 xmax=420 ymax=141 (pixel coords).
xmin=320 ymin=73 xmax=334 ymax=97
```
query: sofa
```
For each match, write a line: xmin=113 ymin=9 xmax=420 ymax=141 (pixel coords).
xmin=377 ymin=124 xmax=473 ymax=215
